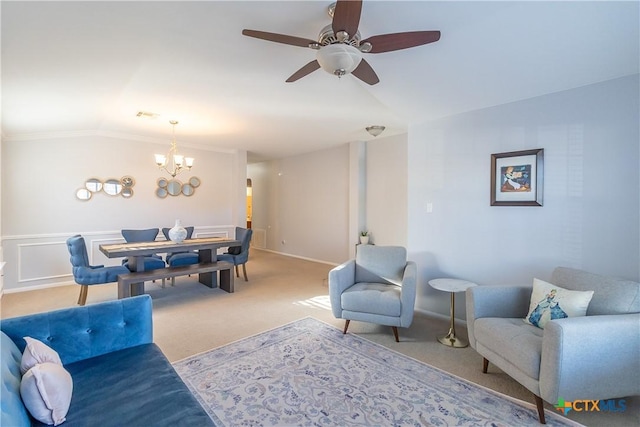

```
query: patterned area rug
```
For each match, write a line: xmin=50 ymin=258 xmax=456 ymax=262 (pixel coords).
xmin=174 ymin=317 xmax=580 ymax=426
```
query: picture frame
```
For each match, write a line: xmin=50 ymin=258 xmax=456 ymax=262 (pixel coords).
xmin=490 ymin=148 xmax=543 ymax=206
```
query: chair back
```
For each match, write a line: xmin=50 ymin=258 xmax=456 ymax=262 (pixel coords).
xmin=355 ymin=245 xmax=407 ymax=286
xmin=122 ymin=228 xmax=159 ymax=243
xmin=551 ymin=267 xmax=640 ymax=315
xmin=229 ymin=227 xmax=253 ymax=263
xmin=236 ymin=227 xmax=253 ymax=252
xmin=66 ymin=235 xmax=90 ymax=269
xmin=161 ymin=226 xmax=195 ymax=241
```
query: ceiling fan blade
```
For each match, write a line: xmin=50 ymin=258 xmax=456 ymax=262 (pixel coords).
xmin=332 ymin=0 xmax=362 ymax=38
xmin=286 ymin=60 xmax=321 ymax=83
xmin=362 ymin=31 xmax=441 ymax=53
xmin=242 ymin=29 xmax=317 ymax=48
xmin=351 ymin=59 xmax=379 ymax=85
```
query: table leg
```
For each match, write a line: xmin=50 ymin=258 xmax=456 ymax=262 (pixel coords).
xmin=198 ymin=249 xmax=219 ymax=289
xmin=219 ymin=268 xmax=234 ymax=293
xmin=437 ymin=292 xmax=469 ymax=348
xmin=129 ymin=256 xmax=145 ymax=297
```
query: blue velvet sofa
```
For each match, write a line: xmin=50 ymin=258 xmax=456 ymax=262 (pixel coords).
xmin=1 ymin=295 xmax=214 ymax=426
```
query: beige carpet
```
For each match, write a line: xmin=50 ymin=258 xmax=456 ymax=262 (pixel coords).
xmin=2 ymin=249 xmax=637 ymax=427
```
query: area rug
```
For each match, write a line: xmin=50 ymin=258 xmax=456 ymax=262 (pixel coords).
xmin=174 ymin=317 xmax=580 ymax=426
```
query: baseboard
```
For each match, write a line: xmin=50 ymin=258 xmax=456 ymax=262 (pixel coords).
xmin=255 ymin=248 xmax=338 ymax=267
xmin=2 ymin=280 xmax=76 ymax=294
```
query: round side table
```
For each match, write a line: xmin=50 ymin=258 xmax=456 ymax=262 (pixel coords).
xmin=428 ymin=278 xmax=477 ymax=348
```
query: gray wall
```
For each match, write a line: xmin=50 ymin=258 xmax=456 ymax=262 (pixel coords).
xmin=248 ymin=145 xmax=351 ymax=264
xmin=409 ymin=75 xmax=639 ymax=317
xmin=250 ymin=75 xmax=639 ymax=319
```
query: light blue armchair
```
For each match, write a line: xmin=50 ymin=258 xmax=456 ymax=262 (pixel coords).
xmin=217 ymin=227 xmax=253 ymax=281
xmin=66 ymin=235 xmax=130 ymax=305
xmin=466 ymin=267 xmax=640 ymax=424
xmin=328 ymin=245 xmax=417 ymax=342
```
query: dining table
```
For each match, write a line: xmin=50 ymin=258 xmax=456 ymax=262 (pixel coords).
xmin=99 ymin=236 xmax=240 ymax=296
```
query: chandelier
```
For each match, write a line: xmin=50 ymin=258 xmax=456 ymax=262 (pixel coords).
xmin=154 ymin=120 xmax=194 ymax=178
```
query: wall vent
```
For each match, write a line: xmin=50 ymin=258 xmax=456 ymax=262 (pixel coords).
xmin=252 ymin=229 xmax=266 ymax=249
xmin=136 ymin=111 xmax=159 ymax=119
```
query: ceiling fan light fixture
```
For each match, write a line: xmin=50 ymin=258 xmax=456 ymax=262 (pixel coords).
xmin=316 ymin=43 xmax=362 ymax=77
xmin=366 ymin=125 xmax=386 ymax=137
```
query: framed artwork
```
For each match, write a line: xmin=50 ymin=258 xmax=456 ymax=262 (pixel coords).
xmin=490 ymin=148 xmax=543 ymax=206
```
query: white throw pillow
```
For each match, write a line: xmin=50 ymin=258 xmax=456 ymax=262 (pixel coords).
xmin=20 ymin=337 xmax=63 ymax=375
xmin=524 ymin=278 xmax=594 ymax=329
xmin=20 ymin=363 xmax=73 ymax=426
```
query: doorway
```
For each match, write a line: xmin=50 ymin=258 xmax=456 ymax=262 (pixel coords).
xmin=246 ymin=178 xmax=252 ymax=229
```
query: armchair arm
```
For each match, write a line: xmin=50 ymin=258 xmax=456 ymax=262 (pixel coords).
xmin=328 ymin=259 xmax=356 ymax=319
xmin=399 ymin=261 xmax=417 ymax=327
xmin=465 ymin=285 xmax=531 ymax=349
xmin=0 ymin=295 xmax=153 ymax=365
xmin=540 ymin=313 xmax=640 ymax=403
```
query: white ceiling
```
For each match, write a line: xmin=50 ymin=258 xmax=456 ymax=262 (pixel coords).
xmin=2 ymin=1 xmax=638 ymax=163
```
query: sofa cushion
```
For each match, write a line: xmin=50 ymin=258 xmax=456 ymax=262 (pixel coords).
xmin=21 ymin=337 xmax=63 ymax=375
xmin=342 ymin=282 xmax=402 ymax=317
xmin=1 ymin=332 xmax=31 ymax=427
xmin=35 ymin=343 xmax=214 ymax=427
xmin=474 ymin=318 xmax=544 ymax=379
xmin=21 ymin=363 xmax=73 ymax=426
xmin=524 ymin=278 xmax=594 ymax=329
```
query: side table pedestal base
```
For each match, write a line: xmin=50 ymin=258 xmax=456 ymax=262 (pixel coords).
xmin=438 ymin=329 xmax=468 ymax=348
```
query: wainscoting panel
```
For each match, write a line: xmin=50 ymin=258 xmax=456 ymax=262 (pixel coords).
xmin=18 ymin=241 xmax=70 ymax=283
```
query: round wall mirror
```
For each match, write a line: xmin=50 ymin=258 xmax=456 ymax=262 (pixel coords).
xmin=85 ymin=178 xmax=102 ymax=193
xmin=121 ymin=187 xmax=134 ymax=198
xmin=167 ymin=180 xmax=182 ymax=196
xmin=189 ymin=177 xmax=201 ymax=188
xmin=182 ymin=184 xmax=194 ymax=196
xmin=76 ymin=188 xmax=92 ymax=201
xmin=156 ymin=188 xmax=168 ymax=198
xmin=103 ymin=178 xmax=123 ymax=196
xmin=157 ymin=177 xmax=168 ymax=188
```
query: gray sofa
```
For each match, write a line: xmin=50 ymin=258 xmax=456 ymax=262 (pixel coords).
xmin=1 ymin=295 xmax=214 ymax=426
xmin=466 ymin=267 xmax=640 ymax=423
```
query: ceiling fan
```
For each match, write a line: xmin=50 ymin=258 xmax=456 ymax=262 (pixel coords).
xmin=242 ymin=0 xmax=441 ymax=85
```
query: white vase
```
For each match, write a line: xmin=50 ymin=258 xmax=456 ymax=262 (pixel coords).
xmin=359 ymin=235 xmax=369 ymax=244
xmin=169 ymin=219 xmax=187 ymax=243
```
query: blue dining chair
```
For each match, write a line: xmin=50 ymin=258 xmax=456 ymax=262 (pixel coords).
xmin=217 ymin=227 xmax=253 ymax=281
xmin=121 ymin=229 xmax=166 ymax=287
xmin=66 ymin=235 xmax=130 ymax=305
xmin=162 ymin=226 xmax=198 ymax=286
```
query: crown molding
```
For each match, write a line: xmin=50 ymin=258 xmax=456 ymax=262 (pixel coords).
xmin=2 ymin=129 xmax=236 ymax=154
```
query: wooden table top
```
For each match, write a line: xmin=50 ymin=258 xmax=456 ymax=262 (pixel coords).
xmin=99 ymin=237 xmax=240 ymax=258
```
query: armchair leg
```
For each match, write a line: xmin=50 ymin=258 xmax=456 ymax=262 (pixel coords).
xmin=533 ymin=394 xmax=546 ymax=424
xmin=77 ymin=285 xmax=88 ymax=306
xmin=242 ymin=263 xmax=248 ymax=281
xmin=343 ymin=320 xmax=350 ymax=334
xmin=235 ymin=265 xmax=240 ymax=278
xmin=391 ymin=327 xmax=399 ymax=342
xmin=482 ymin=358 xmax=489 ymax=373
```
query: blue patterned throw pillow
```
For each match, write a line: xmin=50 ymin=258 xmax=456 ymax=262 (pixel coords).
xmin=524 ymin=278 xmax=594 ymax=329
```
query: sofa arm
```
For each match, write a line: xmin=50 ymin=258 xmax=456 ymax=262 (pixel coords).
xmin=0 ymin=295 xmax=153 ymax=365
xmin=465 ymin=285 xmax=531 ymax=349
xmin=540 ymin=313 xmax=640 ymax=403
xmin=329 ymin=259 xmax=356 ymax=319
xmin=400 ymin=261 xmax=417 ymax=327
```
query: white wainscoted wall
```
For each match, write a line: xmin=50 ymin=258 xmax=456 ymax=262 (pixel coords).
xmin=1 ymin=133 xmax=247 ymax=293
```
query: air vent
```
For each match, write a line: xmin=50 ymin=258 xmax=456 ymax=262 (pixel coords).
xmin=136 ymin=111 xmax=159 ymax=119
